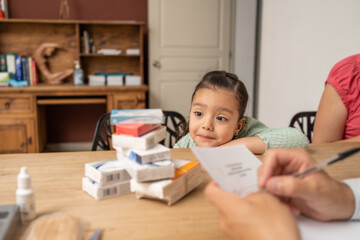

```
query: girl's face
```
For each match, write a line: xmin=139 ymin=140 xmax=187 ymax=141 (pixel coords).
xmin=189 ymin=88 xmax=243 ymax=147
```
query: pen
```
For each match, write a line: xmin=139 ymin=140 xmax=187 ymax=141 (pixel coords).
xmin=293 ymin=147 xmax=360 ymax=178
xmin=88 ymin=228 xmax=101 ymax=240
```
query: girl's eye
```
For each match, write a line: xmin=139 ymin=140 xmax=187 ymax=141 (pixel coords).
xmin=216 ymin=116 xmax=227 ymax=121
xmin=194 ymin=111 xmax=202 ymax=117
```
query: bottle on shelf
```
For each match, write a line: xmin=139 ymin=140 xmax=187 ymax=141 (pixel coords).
xmin=74 ymin=60 xmax=84 ymax=86
xmin=16 ymin=166 xmax=36 ymax=221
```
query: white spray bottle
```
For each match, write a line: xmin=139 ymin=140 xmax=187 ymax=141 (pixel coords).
xmin=16 ymin=166 xmax=36 ymax=221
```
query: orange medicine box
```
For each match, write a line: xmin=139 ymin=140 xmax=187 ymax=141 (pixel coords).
xmin=130 ymin=160 xmax=203 ymax=205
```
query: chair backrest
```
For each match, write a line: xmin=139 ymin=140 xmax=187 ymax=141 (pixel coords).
xmin=91 ymin=112 xmax=112 ymax=151
xmin=92 ymin=110 xmax=187 ymax=150
xmin=161 ymin=110 xmax=187 ymax=148
xmin=289 ymin=111 xmax=317 ymax=143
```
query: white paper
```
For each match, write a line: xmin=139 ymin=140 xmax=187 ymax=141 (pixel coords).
xmin=297 ymin=215 xmax=360 ymax=240
xmin=191 ymin=145 xmax=262 ymax=196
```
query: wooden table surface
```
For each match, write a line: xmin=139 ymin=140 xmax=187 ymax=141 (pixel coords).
xmin=1 ymin=142 xmax=360 ymax=240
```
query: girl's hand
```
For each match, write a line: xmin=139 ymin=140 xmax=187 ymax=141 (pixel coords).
xmin=221 ymin=136 xmax=266 ymax=154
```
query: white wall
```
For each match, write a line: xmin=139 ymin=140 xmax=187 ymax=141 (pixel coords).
xmin=258 ymin=0 xmax=360 ymax=127
xmin=233 ymin=0 xmax=257 ymax=117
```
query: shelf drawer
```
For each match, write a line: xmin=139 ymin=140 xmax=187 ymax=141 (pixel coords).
xmin=0 ymin=95 xmax=34 ymax=114
xmin=112 ymin=92 xmax=146 ymax=109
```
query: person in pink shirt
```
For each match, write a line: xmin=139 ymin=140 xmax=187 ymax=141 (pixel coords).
xmin=313 ymin=54 xmax=360 ymax=143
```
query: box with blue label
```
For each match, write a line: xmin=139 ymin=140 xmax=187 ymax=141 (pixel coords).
xmin=110 ymin=109 xmax=163 ymax=125
xmin=85 ymin=159 xmax=131 ymax=186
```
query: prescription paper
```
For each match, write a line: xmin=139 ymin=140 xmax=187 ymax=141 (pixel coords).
xmin=191 ymin=145 xmax=262 ymax=196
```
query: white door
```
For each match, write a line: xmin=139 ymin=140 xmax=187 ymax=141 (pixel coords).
xmin=148 ymin=0 xmax=232 ymax=120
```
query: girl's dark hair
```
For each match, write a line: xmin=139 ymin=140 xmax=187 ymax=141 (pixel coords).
xmin=176 ymin=71 xmax=248 ymax=141
xmin=191 ymin=71 xmax=248 ymax=119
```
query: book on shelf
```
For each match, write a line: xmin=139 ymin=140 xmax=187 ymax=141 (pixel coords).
xmin=130 ymin=159 xmax=203 ymax=205
xmin=1 ymin=54 xmax=37 ymax=86
xmin=89 ymin=38 xmax=95 ymax=53
xmin=31 ymin=59 xmax=38 ymax=86
xmin=15 ymin=55 xmax=22 ymax=81
xmin=0 ymin=54 xmax=6 ymax=72
xmin=112 ymin=126 xmax=166 ymax=150
xmin=0 ymin=0 xmax=8 ymax=19
xmin=28 ymin=57 xmax=33 ymax=86
xmin=83 ymin=30 xmax=90 ymax=54
xmin=21 ymin=57 xmax=29 ymax=84
xmin=5 ymin=53 xmax=15 ymax=80
xmin=0 ymin=72 xmax=9 ymax=87
xmin=0 ymin=72 xmax=8 ymax=81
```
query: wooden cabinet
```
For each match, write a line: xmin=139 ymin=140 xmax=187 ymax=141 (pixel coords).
xmin=0 ymin=85 xmax=148 ymax=153
xmin=0 ymin=94 xmax=37 ymax=153
xmin=0 ymin=19 xmax=148 ymax=153
xmin=0 ymin=118 xmax=36 ymax=153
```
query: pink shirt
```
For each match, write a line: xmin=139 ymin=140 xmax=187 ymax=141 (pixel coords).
xmin=326 ymin=54 xmax=360 ymax=139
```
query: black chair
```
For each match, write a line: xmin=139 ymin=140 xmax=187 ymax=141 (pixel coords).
xmin=91 ymin=113 xmax=112 ymax=151
xmin=92 ymin=110 xmax=187 ymax=151
xmin=289 ymin=111 xmax=317 ymax=143
xmin=161 ymin=110 xmax=187 ymax=148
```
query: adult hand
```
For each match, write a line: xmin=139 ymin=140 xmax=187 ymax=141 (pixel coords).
xmin=204 ymin=181 xmax=300 ymax=240
xmin=258 ymin=148 xmax=355 ymax=221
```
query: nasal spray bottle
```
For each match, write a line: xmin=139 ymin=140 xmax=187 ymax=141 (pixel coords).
xmin=16 ymin=167 xmax=36 ymax=221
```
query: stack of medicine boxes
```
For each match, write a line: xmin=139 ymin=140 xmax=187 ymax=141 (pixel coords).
xmin=82 ymin=109 xmax=171 ymax=200
xmin=83 ymin=109 xmax=203 ymax=204
xmin=111 ymin=109 xmax=174 ymax=185
xmin=111 ymin=109 xmax=203 ymax=206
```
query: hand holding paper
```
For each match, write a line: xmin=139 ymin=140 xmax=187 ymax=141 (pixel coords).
xmin=191 ymin=145 xmax=262 ymax=196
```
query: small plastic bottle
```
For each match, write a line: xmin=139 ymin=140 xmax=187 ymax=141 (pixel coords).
xmin=74 ymin=60 xmax=84 ymax=86
xmin=16 ymin=167 xmax=36 ymax=221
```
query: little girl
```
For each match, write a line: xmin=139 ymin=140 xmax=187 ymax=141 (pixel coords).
xmin=173 ymin=71 xmax=309 ymax=154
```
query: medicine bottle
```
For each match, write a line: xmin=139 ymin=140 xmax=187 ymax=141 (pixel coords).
xmin=74 ymin=60 xmax=84 ymax=86
xmin=16 ymin=167 xmax=36 ymax=221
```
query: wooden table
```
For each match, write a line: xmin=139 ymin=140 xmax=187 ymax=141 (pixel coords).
xmin=1 ymin=142 xmax=360 ymax=239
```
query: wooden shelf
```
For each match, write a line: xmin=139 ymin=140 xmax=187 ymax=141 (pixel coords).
xmin=37 ymin=98 xmax=107 ymax=105
xmin=0 ymin=19 xmax=145 ymax=84
xmin=0 ymin=18 xmax=145 ymax=25
xmin=79 ymin=53 xmax=140 ymax=57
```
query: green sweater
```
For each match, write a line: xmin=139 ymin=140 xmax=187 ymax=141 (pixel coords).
xmin=173 ymin=116 xmax=309 ymax=149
